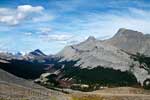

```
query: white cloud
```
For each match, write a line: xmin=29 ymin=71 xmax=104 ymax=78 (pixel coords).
xmin=49 ymin=34 xmax=72 ymax=41
xmin=24 ymin=32 xmax=32 ymax=36
xmin=40 ymin=34 xmax=73 ymax=41
xmin=17 ymin=5 xmax=44 ymax=13
xmin=32 ymin=14 xmax=54 ymax=22
xmin=0 ymin=15 xmax=19 ymax=25
xmin=39 ymin=27 xmax=52 ymax=33
xmin=0 ymin=5 xmax=45 ymax=25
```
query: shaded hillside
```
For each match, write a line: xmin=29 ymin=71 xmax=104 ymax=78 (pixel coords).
xmin=0 ymin=68 xmax=37 ymax=88
xmin=0 ymin=59 xmax=47 ymax=79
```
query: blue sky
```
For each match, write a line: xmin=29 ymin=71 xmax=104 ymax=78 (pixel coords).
xmin=0 ymin=0 xmax=150 ymax=54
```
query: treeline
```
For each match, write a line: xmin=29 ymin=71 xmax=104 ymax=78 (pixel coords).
xmin=54 ymin=60 xmax=138 ymax=87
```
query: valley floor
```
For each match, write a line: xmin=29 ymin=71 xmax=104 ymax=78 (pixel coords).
xmin=70 ymin=87 xmax=150 ymax=100
xmin=0 ymin=83 xmax=150 ymax=100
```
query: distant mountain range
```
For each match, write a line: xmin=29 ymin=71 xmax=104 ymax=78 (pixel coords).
xmin=0 ymin=28 xmax=150 ymax=90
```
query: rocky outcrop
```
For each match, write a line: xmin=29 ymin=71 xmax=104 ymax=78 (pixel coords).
xmin=104 ymin=28 xmax=150 ymax=56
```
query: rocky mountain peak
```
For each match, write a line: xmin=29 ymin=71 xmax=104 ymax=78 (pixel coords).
xmin=29 ymin=49 xmax=46 ymax=57
xmin=103 ymin=28 xmax=150 ymax=56
xmin=86 ymin=36 xmax=96 ymax=42
xmin=114 ymin=28 xmax=144 ymax=38
xmin=34 ymin=49 xmax=43 ymax=53
xmin=117 ymin=28 xmax=128 ymax=33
